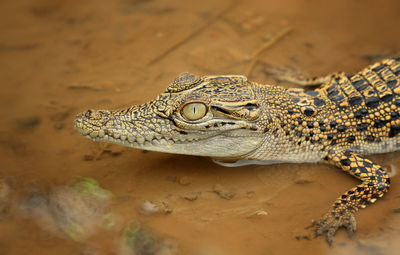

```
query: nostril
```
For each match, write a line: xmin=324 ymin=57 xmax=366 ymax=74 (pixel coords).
xmin=85 ymin=109 xmax=93 ymax=118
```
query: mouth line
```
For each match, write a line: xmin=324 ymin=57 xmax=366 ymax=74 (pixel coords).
xmin=76 ymin=125 xmax=214 ymax=148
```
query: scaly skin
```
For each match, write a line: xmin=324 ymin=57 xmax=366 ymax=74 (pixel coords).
xmin=74 ymin=58 xmax=400 ymax=244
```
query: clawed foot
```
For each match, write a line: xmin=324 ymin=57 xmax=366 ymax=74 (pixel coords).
xmin=313 ymin=210 xmax=357 ymax=245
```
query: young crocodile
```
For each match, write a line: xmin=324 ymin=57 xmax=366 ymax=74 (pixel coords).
xmin=74 ymin=58 xmax=400 ymax=244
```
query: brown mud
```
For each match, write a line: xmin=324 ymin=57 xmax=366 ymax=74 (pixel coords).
xmin=1 ymin=0 xmax=400 ymax=254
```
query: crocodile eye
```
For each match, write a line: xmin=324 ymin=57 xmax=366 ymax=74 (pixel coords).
xmin=181 ymin=103 xmax=207 ymax=121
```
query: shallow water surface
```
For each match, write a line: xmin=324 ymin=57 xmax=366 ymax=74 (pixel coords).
xmin=1 ymin=0 xmax=400 ymax=254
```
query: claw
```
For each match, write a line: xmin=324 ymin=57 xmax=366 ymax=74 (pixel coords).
xmin=314 ymin=210 xmax=357 ymax=245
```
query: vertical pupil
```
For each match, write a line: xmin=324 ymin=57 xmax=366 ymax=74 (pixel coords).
xmin=193 ymin=106 xmax=196 ymax=115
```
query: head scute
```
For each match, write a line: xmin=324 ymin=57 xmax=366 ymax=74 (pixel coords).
xmin=167 ymin=73 xmax=201 ymax=93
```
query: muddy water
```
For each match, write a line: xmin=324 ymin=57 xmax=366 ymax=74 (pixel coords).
xmin=1 ymin=0 xmax=400 ymax=254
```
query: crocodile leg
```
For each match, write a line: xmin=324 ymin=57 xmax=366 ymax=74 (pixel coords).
xmin=315 ymin=150 xmax=390 ymax=245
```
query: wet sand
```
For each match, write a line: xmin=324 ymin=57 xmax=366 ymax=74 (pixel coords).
xmin=1 ymin=0 xmax=400 ymax=254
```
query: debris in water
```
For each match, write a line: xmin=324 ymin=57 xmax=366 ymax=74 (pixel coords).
xmin=19 ymin=177 xmax=114 ymax=242
xmin=141 ymin=201 xmax=172 ymax=215
xmin=119 ymin=222 xmax=178 ymax=255
xmin=182 ymin=192 xmax=200 ymax=201
xmin=212 ymin=184 xmax=235 ymax=200
xmin=245 ymin=209 xmax=268 ymax=219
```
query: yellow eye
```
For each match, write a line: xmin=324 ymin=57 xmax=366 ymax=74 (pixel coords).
xmin=181 ymin=103 xmax=207 ymax=121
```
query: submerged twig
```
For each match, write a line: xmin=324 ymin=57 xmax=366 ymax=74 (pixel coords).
xmin=246 ymin=26 xmax=292 ymax=78
xmin=148 ymin=0 xmax=238 ymax=65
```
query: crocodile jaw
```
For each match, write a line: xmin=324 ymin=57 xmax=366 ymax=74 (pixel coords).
xmin=74 ymin=110 xmax=263 ymax=158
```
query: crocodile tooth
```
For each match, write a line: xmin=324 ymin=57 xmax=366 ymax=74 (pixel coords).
xmin=128 ymin=135 xmax=135 ymax=143
xmin=145 ymin=134 xmax=154 ymax=141
xmin=114 ymin=133 xmax=121 ymax=139
xmin=155 ymin=134 xmax=162 ymax=140
xmin=144 ymin=141 xmax=151 ymax=146
xmin=152 ymin=139 xmax=160 ymax=146
xmin=98 ymin=130 xmax=105 ymax=137
xmin=121 ymin=135 xmax=127 ymax=141
xmin=103 ymin=135 xmax=108 ymax=140
xmin=133 ymin=142 xmax=139 ymax=147
xmin=108 ymin=129 xmax=113 ymax=136
xmin=137 ymin=136 xmax=145 ymax=144
xmin=160 ymin=138 xmax=168 ymax=145
xmin=90 ymin=131 xmax=99 ymax=138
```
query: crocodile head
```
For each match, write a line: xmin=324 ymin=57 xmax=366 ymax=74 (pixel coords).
xmin=74 ymin=73 xmax=275 ymax=160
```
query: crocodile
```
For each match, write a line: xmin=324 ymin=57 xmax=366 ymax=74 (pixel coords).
xmin=74 ymin=57 xmax=400 ymax=244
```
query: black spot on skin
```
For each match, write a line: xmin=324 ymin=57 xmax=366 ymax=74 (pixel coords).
xmin=292 ymin=97 xmax=301 ymax=103
xmin=374 ymin=119 xmax=385 ymax=128
xmin=391 ymin=111 xmax=399 ymax=120
xmin=211 ymin=106 xmax=230 ymax=115
xmin=389 ymin=125 xmax=400 ymax=137
xmin=330 ymin=121 xmax=337 ymax=128
xmin=372 ymin=65 xmax=385 ymax=72
xmin=307 ymin=122 xmax=314 ymax=128
xmin=287 ymin=108 xmax=294 ymax=114
xmin=327 ymin=89 xmax=339 ymax=98
xmin=327 ymin=134 xmax=334 ymax=140
xmin=205 ymin=125 xmax=211 ymax=129
xmin=314 ymin=98 xmax=326 ymax=107
xmin=347 ymin=135 xmax=355 ymax=143
xmin=340 ymin=158 xmax=351 ymax=166
xmin=366 ymin=97 xmax=380 ymax=108
xmin=179 ymin=131 xmax=188 ymax=135
xmin=303 ymin=107 xmax=315 ymax=117
xmin=344 ymin=151 xmax=352 ymax=157
xmin=349 ymin=96 xmax=363 ymax=106
xmin=244 ymin=103 xmax=258 ymax=111
xmin=330 ymin=139 xmax=337 ymax=145
xmin=395 ymin=70 xmax=400 ymax=76
xmin=320 ymin=126 xmax=326 ymax=132
xmin=395 ymin=57 xmax=400 ymax=61
xmin=366 ymin=135 xmax=375 ymax=142
xmin=348 ymin=190 xmax=355 ymax=194
xmin=354 ymin=111 xmax=363 ymax=119
xmin=330 ymin=94 xmax=345 ymax=103
xmin=395 ymin=99 xmax=400 ymax=107
xmin=361 ymin=108 xmax=368 ymax=115
xmin=363 ymin=161 xmax=372 ymax=168
xmin=352 ymin=79 xmax=368 ymax=91
xmin=356 ymin=123 xmax=368 ymax=132
xmin=337 ymin=125 xmax=346 ymax=132
xmin=295 ymin=131 xmax=302 ymax=137
xmin=305 ymin=90 xmax=319 ymax=96
xmin=387 ymin=80 xmax=397 ymax=88
xmin=356 ymin=186 xmax=364 ymax=192
xmin=381 ymin=94 xmax=394 ymax=102
xmin=305 ymin=136 xmax=310 ymax=141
